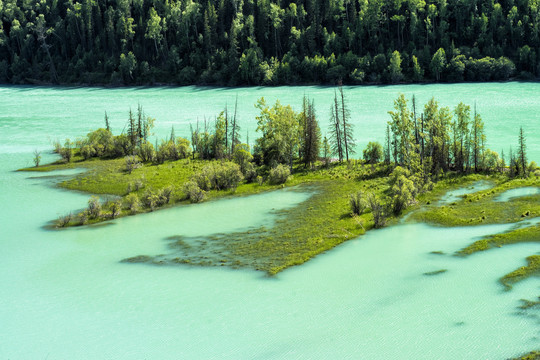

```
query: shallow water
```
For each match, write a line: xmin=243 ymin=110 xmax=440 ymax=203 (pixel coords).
xmin=1 ymin=82 xmax=539 ymax=161
xmin=439 ymin=180 xmax=493 ymax=204
xmin=495 ymin=187 xmax=540 ymax=202
xmin=1 ymin=84 xmax=540 ymax=359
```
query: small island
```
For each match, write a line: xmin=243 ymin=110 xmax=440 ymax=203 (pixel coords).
xmin=22 ymin=91 xmax=540 ymax=290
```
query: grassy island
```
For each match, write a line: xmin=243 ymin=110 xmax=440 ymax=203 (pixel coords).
xmin=21 ymin=93 xmax=540 ymax=286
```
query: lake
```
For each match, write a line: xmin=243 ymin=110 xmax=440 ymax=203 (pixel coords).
xmin=0 ymin=83 xmax=539 ymax=359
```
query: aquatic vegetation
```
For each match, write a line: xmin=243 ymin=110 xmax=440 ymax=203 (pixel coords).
xmin=458 ymin=223 xmax=540 ymax=256
xmin=511 ymin=350 xmax=540 ymax=360
xmin=423 ymin=269 xmax=448 ymax=276
xmin=500 ymin=255 xmax=540 ymax=291
xmin=123 ymin=178 xmax=391 ymax=275
xmin=518 ymin=297 xmax=540 ymax=310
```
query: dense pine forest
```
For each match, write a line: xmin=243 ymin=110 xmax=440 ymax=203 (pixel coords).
xmin=0 ymin=0 xmax=539 ymax=85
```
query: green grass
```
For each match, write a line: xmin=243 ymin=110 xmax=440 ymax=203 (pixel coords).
xmin=511 ymin=351 xmax=540 ymax=360
xmin=458 ymin=223 xmax=540 ymax=256
xmin=500 ymin=255 xmax=540 ymax=291
xmin=411 ymin=176 xmax=540 ymax=227
xmin=122 ymin=175 xmax=393 ymax=275
xmin=22 ymin=157 xmax=398 ymax=274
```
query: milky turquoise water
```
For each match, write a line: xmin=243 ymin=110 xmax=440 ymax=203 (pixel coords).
xmin=1 ymin=84 xmax=539 ymax=359
xmin=495 ymin=187 xmax=540 ymax=202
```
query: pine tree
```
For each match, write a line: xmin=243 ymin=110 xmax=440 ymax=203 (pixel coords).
xmin=104 ymin=111 xmax=110 ymax=131
xmin=471 ymin=105 xmax=485 ymax=172
xmin=518 ymin=126 xmax=527 ymax=177
xmin=229 ymin=96 xmax=241 ymax=155
xmin=339 ymin=86 xmax=355 ymax=161
xmin=329 ymin=92 xmax=343 ymax=162
xmin=301 ymin=97 xmax=321 ymax=168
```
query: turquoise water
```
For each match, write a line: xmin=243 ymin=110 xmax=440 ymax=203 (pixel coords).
xmin=439 ymin=180 xmax=494 ymax=204
xmin=495 ymin=187 xmax=540 ymax=202
xmin=1 ymin=84 xmax=540 ymax=359
xmin=1 ymin=82 xmax=539 ymax=161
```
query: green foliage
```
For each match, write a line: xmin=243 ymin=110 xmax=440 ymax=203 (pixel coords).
xmin=255 ymin=98 xmax=300 ymax=168
xmin=124 ymin=155 xmax=142 ymax=174
xmin=390 ymin=166 xmax=417 ymax=214
xmin=124 ymin=193 xmax=141 ymax=214
xmin=0 ymin=1 xmax=531 ymax=85
xmin=363 ymin=142 xmax=383 ymax=164
xmin=33 ymin=149 xmax=41 ymax=167
xmin=182 ymin=181 xmax=206 ymax=203
xmin=192 ymin=161 xmax=244 ymax=191
xmin=268 ymin=164 xmax=290 ymax=185
xmin=56 ymin=213 xmax=73 ymax=228
xmin=349 ymin=191 xmax=367 ymax=216
xmin=87 ymin=196 xmax=102 ymax=219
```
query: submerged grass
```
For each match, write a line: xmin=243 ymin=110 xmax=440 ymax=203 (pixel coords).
xmin=411 ymin=176 xmax=540 ymax=227
xmin=123 ymin=176 xmax=391 ymax=275
xmin=500 ymin=255 xmax=540 ymax=291
xmin=24 ymin=157 xmax=396 ymax=274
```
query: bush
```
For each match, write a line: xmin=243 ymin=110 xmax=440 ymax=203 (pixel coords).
xmin=192 ymin=162 xmax=244 ymax=191
xmin=78 ymin=210 xmax=89 ymax=225
xmin=182 ymin=181 xmax=206 ymax=203
xmin=56 ymin=213 xmax=73 ymax=228
xmin=367 ymin=193 xmax=386 ymax=228
xmin=125 ymin=155 xmax=142 ymax=174
xmin=87 ymin=196 xmax=102 ymax=219
xmin=109 ymin=200 xmax=122 ymax=219
xmin=159 ymin=186 xmax=174 ymax=204
xmin=59 ymin=139 xmax=73 ymax=162
xmin=268 ymin=164 xmax=290 ymax=185
xmin=138 ymin=141 xmax=155 ymax=162
xmin=349 ymin=191 xmax=367 ymax=216
xmin=124 ymin=193 xmax=141 ymax=214
xmin=363 ymin=142 xmax=383 ymax=164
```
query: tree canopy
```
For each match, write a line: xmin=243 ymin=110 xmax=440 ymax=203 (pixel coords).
xmin=0 ymin=0 xmax=536 ymax=85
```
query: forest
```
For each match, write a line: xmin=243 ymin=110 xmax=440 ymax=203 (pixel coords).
xmin=0 ymin=0 xmax=539 ymax=85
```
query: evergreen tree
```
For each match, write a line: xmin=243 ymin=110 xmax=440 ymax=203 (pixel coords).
xmin=518 ymin=126 xmax=528 ymax=177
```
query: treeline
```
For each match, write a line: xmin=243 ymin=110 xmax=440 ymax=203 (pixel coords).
xmin=1 ymin=0 xmax=539 ymax=86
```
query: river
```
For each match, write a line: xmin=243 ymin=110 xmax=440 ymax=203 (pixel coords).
xmin=0 ymin=83 xmax=539 ymax=359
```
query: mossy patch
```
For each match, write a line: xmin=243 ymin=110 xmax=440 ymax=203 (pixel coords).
xmin=500 ymin=255 xmax=540 ymax=291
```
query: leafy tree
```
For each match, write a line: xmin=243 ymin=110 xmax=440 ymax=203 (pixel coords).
xmin=255 ymin=97 xmax=300 ymax=170
xmin=388 ymin=50 xmax=403 ymax=83
xmin=430 ymin=48 xmax=446 ymax=81
xmin=363 ymin=142 xmax=383 ymax=164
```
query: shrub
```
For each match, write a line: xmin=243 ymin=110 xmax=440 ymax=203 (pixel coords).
xmin=142 ymin=189 xmax=160 ymax=210
xmin=367 ymin=193 xmax=386 ymax=228
xmin=159 ymin=186 xmax=174 ymax=204
xmin=33 ymin=149 xmax=41 ymax=167
xmin=349 ymin=191 xmax=367 ymax=216
xmin=87 ymin=196 xmax=102 ymax=219
xmin=182 ymin=181 xmax=206 ymax=203
xmin=109 ymin=200 xmax=122 ymax=219
xmin=56 ymin=213 xmax=72 ymax=228
xmin=124 ymin=193 xmax=141 ymax=214
xmin=59 ymin=139 xmax=73 ymax=162
xmin=78 ymin=210 xmax=89 ymax=225
xmin=243 ymin=162 xmax=258 ymax=183
xmin=138 ymin=141 xmax=155 ymax=162
xmin=192 ymin=162 xmax=244 ymax=191
xmin=125 ymin=155 xmax=142 ymax=174
xmin=268 ymin=164 xmax=290 ymax=185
